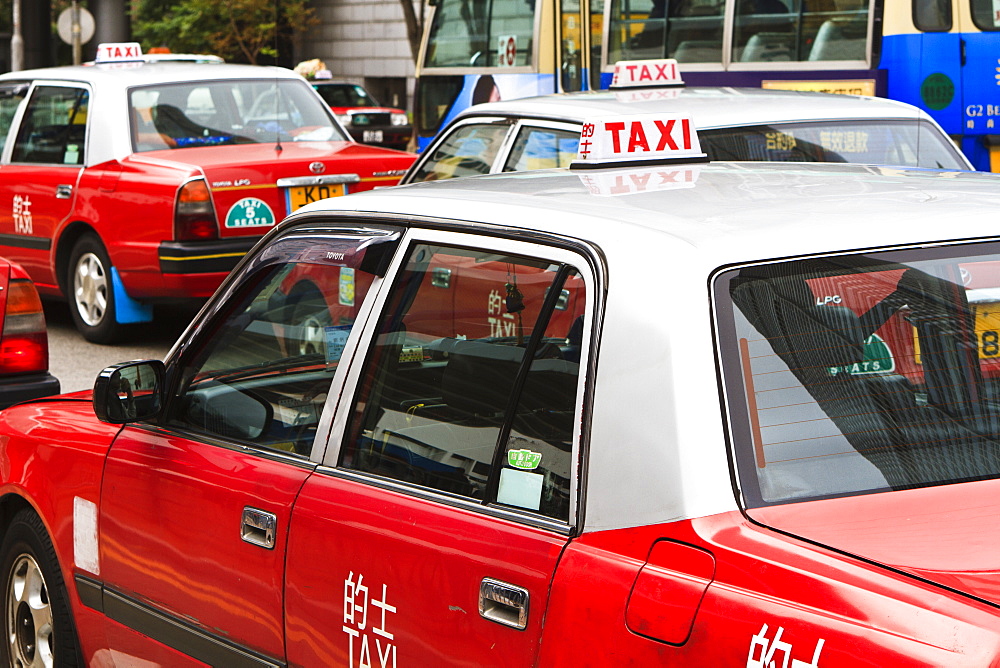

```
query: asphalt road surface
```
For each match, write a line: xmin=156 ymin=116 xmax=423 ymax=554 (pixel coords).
xmin=44 ymin=301 xmax=200 ymax=394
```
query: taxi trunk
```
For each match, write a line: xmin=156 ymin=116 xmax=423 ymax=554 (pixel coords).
xmin=142 ymin=141 xmax=415 ymax=237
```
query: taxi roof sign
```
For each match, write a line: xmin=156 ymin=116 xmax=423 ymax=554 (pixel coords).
xmin=610 ymin=59 xmax=684 ymax=89
xmin=571 ymin=113 xmax=708 ymax=170
xmin=94 ymin=42 xmax=144 ymax=64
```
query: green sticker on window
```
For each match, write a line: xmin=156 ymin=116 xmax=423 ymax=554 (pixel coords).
xmin=508 ymin=449 xmax=542 ymax=470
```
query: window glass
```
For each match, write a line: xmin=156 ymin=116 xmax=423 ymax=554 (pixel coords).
xmin=699 ymin=120 xmax=968 ymax=170
xmin=129 ymin=79 xmax=346 ymax=152
xmin=969 ymin=0 xmax=1000 ymax=31
xmin=342 ymin=244 xmax=587 ymax=521
xmin=716 ymin=245 xmax=1000 ymax=508
xmin=424 ymin=0 xmax=537 ymax=68
xmin=914 ymin=0 xmax=952 ymax=30
xmin=411 ymin=123 xmax=511 ymax=181
xmin=0 ymin=83 xmax=28 ymax=158
xmin=734 ymin=0 xmax=868 ymax=62
xmin=504 ymin=126 xmax=580 ymax=171
xmin=609 ymin=0 xmax=724 ymax=64
xmin=166 ymin=231 xmax=397 ymax=457
xmin=313 ymin=83 xmax=378 ymax=108
xmin=561 ymin=0 xmax=586 ymax=91
xmin=590 ymin=0 xmax=606 ymax=89
xmin=11 ymin=85 xmax=88 ymax=165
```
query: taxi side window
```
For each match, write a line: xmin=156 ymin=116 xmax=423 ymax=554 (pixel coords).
xmin=165 ymin=232 xmax=396 ymax=457
xmin=412 ymin=123 xmax=511 ymax=181
xmin=0 ymin=84 xmax=28 ymax=157
xmin=11 ymin=85 xmax=88 ymax=165
xmin=503 ymin=126 xmax=580 ymax=172
xmin=342 ymin=243 xmax=586 ymax=521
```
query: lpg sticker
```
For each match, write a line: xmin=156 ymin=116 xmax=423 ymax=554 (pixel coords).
xmin=508 ymin=448 xmax=542 ymax=470
xmin=344 ymin=571 xmax=397 ymax=668
xmin=747 ymin=623 xmax=824 ymax=668
xmin=73 ymin=496 xmax=99 ymax=575
xmin=225 ymin=197 xmax=275 ymax=228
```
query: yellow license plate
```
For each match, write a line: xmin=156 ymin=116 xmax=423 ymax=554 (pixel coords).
xmin=286 ymin=183 xmax=346 ymax=212
xmin=916 ymin=304 xmax=1000 ymax=362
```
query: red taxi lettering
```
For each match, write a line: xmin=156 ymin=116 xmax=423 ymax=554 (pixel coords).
xmin=625 ymin=62 xmax=677 ymax=82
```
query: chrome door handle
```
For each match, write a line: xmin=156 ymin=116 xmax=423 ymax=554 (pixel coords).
xmin=241 ymin=507 xmax=277 ymax=549
xmin=56 ymin=184 xmax=73 ymax=199
xmin=479 ymin=578 xmax=528 ymax=630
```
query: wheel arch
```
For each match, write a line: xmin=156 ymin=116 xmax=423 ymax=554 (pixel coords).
xmin=55 ymin=222 xmax=101 ymax=297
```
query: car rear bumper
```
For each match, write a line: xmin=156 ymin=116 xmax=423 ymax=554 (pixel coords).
xmin=0 ymin=372 xmax=61 ymax=409
xmin=158 ymin=237 xmax=262 ymax=275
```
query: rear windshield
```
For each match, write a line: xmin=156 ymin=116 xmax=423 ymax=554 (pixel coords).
xmin=715 ymin=243 xmax=1000 ymax=507
xmin=129 ymin=78 xmax=347 ymax=151
xmin=701 ymin=120 xmax=968 ymax=170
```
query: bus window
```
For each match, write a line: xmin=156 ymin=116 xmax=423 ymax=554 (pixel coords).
xmin=736 ymin=0 xmax=869 ymax=63
xmin=969 ymin=0 xmax=1000 ymax=31
xmin=913 ymin=0 xmax=951 ymax=30
xmin=424 ymin=0 xmax=536 ymax=68
xmin=609 ymin=0 xmax=724 ymax=63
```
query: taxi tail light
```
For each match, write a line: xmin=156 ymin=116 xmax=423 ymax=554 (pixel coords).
xmin=175 ymin=179 xmax=219 ymax=241
xmin=0 ymin=278 xmax=48 ymax=376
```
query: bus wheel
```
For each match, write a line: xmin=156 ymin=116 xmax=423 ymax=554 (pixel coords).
xmin=0 ymin=509 xmax=79 ymax=667
xmin=68 ymin=234 xmax=121 ymax=343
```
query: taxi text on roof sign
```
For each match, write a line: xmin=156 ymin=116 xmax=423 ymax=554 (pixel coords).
xmin=610 ymin=59 xmax=685 ymax=89
xmin=571 ymin=113 xmax=708 ymax=169
xmin=95 ymin=42 xmax=144 ymax=64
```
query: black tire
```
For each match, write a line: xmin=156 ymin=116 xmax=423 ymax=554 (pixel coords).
xmin=0 ymin=509 xmax=79 ymax=667
xmin=67 ymin=234 xmax=121 ymax=344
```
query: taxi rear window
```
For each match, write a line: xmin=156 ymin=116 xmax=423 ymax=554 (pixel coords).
xmin=129 ymin=79 xmax=347 ymax=151
xmin=715 ymin=243 xmax=1000 ymax=507
xmin=700 ymin=120 xmax=968 ymax=170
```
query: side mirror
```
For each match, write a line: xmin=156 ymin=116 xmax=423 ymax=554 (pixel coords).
xmin=93 ymin=360 xmax=166 ymax=424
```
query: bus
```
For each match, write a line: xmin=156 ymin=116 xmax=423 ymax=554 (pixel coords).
xmin=413 ymin=0 xmax=1000 ymax=171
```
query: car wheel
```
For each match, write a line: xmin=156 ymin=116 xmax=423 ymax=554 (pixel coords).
xmin=68 ymin=235 xmax=120 ymax=344
xmin=0 ymin=510 xmax=79 ymax=668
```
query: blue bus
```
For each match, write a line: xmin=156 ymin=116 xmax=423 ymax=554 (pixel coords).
xmin=414 ymin=0 xmax=1000 ymax=170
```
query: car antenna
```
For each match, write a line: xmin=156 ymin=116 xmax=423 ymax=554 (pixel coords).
xmin=273 ymin=0 xmax=283 ymax=153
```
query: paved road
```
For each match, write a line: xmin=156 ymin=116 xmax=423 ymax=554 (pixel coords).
xmin=44 ymin=301 xmax=199 ymax=394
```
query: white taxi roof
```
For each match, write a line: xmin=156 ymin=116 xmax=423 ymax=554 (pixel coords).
xmin=455 ymin=87 xmax=939 ymax=130
xmin=298 ymin=162 xmax=1000 ymax=531
xmin=0 ymin=63 xmax=312 ymax=165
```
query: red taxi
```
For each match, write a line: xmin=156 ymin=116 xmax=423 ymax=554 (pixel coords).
xmin=1 ymin=115 xmax=1000 ymax=666
xmin=0 ymin=43 xmax=416 ymax=343
xmin=311 ymin=80 xmax=413 ymax=151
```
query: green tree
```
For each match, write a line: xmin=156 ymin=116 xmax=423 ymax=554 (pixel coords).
xmin=130 ymin=0 xmax=317 ymax=65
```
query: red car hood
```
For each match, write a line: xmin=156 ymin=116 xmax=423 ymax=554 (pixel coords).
xmin=751 ymin=478 xmax=1000 ymax=604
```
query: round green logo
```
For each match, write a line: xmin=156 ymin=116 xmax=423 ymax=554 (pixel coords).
xmin=920 ymin=72 xmax=955 ymax=111
xmin=225 ymin=197 xmax=275 ymax=228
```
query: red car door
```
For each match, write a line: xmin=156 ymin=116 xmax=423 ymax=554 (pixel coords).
xmin=285 ymin=232 xmax=594 ymax=665
xmin=96 ymin=226 xmax=401 ymax=664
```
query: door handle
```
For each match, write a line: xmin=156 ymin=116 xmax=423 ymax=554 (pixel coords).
xmin=241 ymin=507 xmax=277 ymax=549
xmin=479 ymin=578 xmax=528 ymax=630
xmin=56 ymin=184 xmax=73 ymax=199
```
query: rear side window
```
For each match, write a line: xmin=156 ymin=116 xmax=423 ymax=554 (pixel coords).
xmin=342 ymin=243 xmax=588 ymax=521
xmin=11 ymin=85 xmax=88 ymax=165
xmin=715 ymin=244 xmax=1000 ymax=508
xmin=410 ymin=122 xmax=511 ymax=181
xmin=700 ymin=120 xmax=968 ymax=170
xmin=503 ymin=126 xmax=580 ymax=172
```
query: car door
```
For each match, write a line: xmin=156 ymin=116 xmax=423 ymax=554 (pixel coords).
xmin=0 ymin=83 xmax=88 ymax=286
xmin=96 ymin=225 xmax=402 ymax=665
xmin=284 ymin=228 xmax=596 ymax=665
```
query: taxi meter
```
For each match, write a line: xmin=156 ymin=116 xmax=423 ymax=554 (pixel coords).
xmin=572 ymin=113 xmax=708 ymax=168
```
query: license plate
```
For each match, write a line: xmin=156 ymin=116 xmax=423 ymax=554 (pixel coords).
xmin=976 ymin=304 xmax=1000 ymax=358
xmin=285 ymin=184 xmax=346 ymax=212
xmin=363 ymin=129 xmax=384 ymax=143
